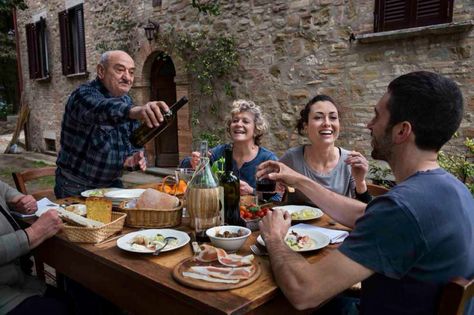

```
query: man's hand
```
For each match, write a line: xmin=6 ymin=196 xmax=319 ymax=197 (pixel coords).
xmin=9 ymin=195 xmax=37 ymax=215
xmin=25 ymin=210 xmax=63 ymax=249
xmin=259 ymin=209 xmax=291 ymax=245
xmin=256 ymin=161 xmax=305 ymax=188
xmin=128 ymin=101 xmax=170 ymax=128
xmin=124 ymin=151 xmax=147 ymax=171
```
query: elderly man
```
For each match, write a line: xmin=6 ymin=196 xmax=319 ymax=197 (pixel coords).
xmin=55 ymin=50 xmax=169 ymax=198
xmin=257 ymin=71 xmax=474 ymax=315
xmin=0 ymin=181 xmax=66 ymax=314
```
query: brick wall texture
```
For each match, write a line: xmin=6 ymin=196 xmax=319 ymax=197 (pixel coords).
xmin=17 ymin=0 xmax=474 ymax=163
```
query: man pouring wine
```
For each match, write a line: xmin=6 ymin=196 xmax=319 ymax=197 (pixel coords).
xmin=55 ymin=50 xmax=171 ymax=198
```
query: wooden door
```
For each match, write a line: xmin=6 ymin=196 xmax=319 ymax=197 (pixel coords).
xmin=150 ymin=55 xmax=178 ymax=167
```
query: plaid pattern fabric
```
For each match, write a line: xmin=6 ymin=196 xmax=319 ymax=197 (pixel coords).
xmin=56 ymin=78 xmax=140 ymax=187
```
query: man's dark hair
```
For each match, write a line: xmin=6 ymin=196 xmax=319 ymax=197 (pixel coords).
xmin=387 ymin=71 xmax=463 ymax=151
xmin=296 ymin=95 xmax=341 ymax=135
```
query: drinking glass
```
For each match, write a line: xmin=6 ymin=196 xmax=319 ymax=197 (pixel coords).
xmin=175 ymin=168 xmax=194 ymax=217
xmin=255 ymin=177 xmax=276 ymax=205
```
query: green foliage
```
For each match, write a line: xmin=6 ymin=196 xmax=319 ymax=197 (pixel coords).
xmin=0 ymin=0 xmax=27 ymax=12
xmin=32 ymin=160 xmax=49 ymax=167
xmin=156 ymin=30 xmax=239 ymax=96
xmin=211 ymin=157 xmax=225 ymax=178
xmin=191 ymin=0 xmax=220 ymax=16
xmin=368 ymin=162 xmax=395 ymax=188
xmin=198 ymin=131 xmax=223 ymax=148
xmin=438 ymin=138 xmax=474 ymax=196
xmin=0 ymin=102 xmax=13 ymax=120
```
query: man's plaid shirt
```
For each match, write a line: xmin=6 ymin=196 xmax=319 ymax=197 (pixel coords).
xmin=56 ymin=78 xmax=140 ymax=187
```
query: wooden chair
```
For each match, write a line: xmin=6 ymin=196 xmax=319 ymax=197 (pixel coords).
xmin=438 ymin=277 xmax=474 ymax=315
xmin=367 ymin=183 xmax=390 ymax=196
xmin=12 ymin=166 xmax=57 ymax=283
xmin=12 ymin=166 xmax=56 ymax=200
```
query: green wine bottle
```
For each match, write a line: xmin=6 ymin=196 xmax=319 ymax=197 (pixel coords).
xmin=221 ymin=146 xmax=245 ymax=226
xmin=130 ymin=96 xmax=188 ymax=147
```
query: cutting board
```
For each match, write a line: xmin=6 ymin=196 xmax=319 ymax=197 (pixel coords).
xmin=172 ymin=257 xmax=261 ymax=291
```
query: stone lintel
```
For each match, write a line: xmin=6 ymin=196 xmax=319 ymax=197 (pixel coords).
xmin=356 ymin=20 xmax=474 ymax=44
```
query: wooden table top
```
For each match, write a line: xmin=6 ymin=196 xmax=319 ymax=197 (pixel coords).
xmin=35 ymin=200 xmax=350 ymax=315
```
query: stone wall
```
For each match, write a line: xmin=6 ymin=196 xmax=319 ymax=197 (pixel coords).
xmin=17 ymin=0 xmax=473 ymax=161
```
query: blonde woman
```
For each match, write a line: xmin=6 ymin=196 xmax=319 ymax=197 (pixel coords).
xmin=180 ymin=99 xmax=278 ymax=197
xmin=280 ymin=95 xmax=371 ymax=205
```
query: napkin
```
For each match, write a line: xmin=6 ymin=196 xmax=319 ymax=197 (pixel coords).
xmin=35 ymin=198 xmax=61 ymax=216
xmin=292 ymin=223 xmax=349 ymax=244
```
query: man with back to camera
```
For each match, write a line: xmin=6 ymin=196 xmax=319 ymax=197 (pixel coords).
xmin=55 ymin=50 xmax=170 ymax=198
xmin=257 ymin=71 xmax=474 ymax=315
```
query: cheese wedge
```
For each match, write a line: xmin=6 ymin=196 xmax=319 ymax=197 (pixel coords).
xmin=86 ymin=197 xmax=112 ymax=223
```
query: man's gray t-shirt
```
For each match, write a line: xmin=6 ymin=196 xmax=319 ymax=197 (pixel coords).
xmin=279 ymin=145 xmax=355 ymax=206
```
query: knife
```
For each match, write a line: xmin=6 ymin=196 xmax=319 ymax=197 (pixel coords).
xmin=189 ymin=232 xmax=201 ymax=255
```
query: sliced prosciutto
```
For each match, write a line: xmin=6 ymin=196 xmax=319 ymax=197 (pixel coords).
xmin=182 ymin=272 xmax=239 ymax=284
xmin=195 ymin=244 xmax=254 ymax=267
xmin=189 ymin=265 xmax=255 ymax=280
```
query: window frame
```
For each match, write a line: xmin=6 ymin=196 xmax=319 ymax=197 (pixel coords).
xmin=58 ymin=4 xmax=87 ymax=76
xmin=374 ymin=0 xmax=454 ymax=33
xmin=25 ymin=17 xmax=49 ymax=80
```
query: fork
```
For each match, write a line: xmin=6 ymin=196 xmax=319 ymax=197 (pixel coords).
xmin=250 ymin=244 xmax=268 ymax=256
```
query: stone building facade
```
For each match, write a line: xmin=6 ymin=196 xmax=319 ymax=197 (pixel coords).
xmin=15 ymin=0 xmax=473 ymax=166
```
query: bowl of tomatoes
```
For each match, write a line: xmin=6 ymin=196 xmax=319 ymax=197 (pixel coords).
xmin=239 ymin=204 xmax=271 ymax=231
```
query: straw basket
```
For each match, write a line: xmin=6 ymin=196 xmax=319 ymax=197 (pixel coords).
xmin=118 ymin=200 xmax=183 ymax=228
xmin=62 ymin=212 xmax=126 ymax=243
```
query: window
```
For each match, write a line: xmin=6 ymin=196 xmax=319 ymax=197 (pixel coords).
xmin=374 ymin=0 xmax=454 ymax=32
xmin=152 ymin=0 xmax=162 ymax=7
xmin=25 ymin=17 xmax=49 ymax=79
xmin=58 ymin=4 xmax=86 ymax=75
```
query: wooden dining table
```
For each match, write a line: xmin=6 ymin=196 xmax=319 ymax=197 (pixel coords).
xmin=33 ymin=201 xmax=350 ymax=315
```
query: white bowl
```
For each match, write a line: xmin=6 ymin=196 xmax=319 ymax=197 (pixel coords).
xmin=205 ymin=226 xmax=251 ymax=253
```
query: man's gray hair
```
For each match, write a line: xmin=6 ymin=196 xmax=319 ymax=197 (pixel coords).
xmin=99 ymin=51 xmax=111 ymax=67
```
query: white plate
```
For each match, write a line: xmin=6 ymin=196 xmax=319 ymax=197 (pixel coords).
xmin=81 ymin=188 xmax=121 ymax=198
xmin=117 ymin=229 xmax=190 ymax=254
xmin=257 ymin=228 xmax=330 ymax=252
xmin=104 ymin=189 xmax=146 ymax=199
xmin=272 ymin=205 xmax=324 ymax=221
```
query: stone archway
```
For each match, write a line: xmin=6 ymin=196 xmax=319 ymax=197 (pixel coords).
xmin=133 ymin=49 xmax=192 ymax=167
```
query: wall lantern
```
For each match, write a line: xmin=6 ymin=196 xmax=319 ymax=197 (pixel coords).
xmin=144 ymin=20 xmax=159 ymax=43
xmin=7 ymin=29 xmax=15 ymax=41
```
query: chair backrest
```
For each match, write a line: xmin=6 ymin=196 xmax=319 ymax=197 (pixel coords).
xmin=12 ymin=167 xmax=57 ymax=200
xmin=438 ymin=277 xmax=474 ymax=315
xmin=367 ymin=183 xmax=390 ymax=196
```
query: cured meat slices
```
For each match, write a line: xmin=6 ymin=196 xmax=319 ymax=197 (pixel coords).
xmin=182 ymin=272 xmax=239 ymax=284
xmin=196 ymin=244 xmax=254 ymax=267
xmin=189 ymin=265 xmax=255 ymax=280
xmin=186 ymin=245 xmax=256 ymax=284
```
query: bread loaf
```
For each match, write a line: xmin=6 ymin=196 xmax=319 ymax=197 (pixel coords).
xmin=136 ymin=188 xmax=179 ymax=210
xmin=86 ymin=197 xmax=112 ymax=223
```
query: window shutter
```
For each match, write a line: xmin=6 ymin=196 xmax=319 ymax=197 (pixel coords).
xmin=74 ymin=5 xmax=87 ymax=73
xmin=374 ymin=0 xmax=453 ymax=32
xmin=25 ymin=23 xmax=37 ymax=79
xmin=58 ymin=10 xmax=73 ymax=75
xmin=37 ymin=17 xmax=48 ymax=78
xmin=374 ymin=0 xmax=411 ymax=32
xmin=415 ymin=0 xmax=453 ymax=27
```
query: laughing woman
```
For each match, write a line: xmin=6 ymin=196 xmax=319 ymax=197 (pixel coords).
xmin=280 ymin=95 xmax=371 ymax=206
xmin=180 ymin=99 xmax=278 ymax=197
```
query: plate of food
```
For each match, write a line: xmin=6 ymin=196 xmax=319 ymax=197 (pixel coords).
xmin=257 ymin=228 xmax=330 ymax=252
xmin=272 ymin=205 xmax=323 ymax=221
xmin=81 ymin=188 xmax=121 ymax=198
xmin=117 ymin=229 xmax=190 ymax=253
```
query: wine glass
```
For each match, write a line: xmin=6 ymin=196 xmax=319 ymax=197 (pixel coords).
xmin=255 ymin=177 xmax=276 ymax=206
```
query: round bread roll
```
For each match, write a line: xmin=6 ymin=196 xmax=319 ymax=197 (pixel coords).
xmin=136 ymin=188 xmax=179 ymax=210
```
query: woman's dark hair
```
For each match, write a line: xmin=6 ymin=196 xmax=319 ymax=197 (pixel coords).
xmin=387 ymin=71 xmax=463 ymax=151
xmin=296 ymin=95 xmax=340 ymax=135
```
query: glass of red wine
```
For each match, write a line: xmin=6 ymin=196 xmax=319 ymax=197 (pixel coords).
xmin=255 ymin=178 xmax=276 ymax=205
